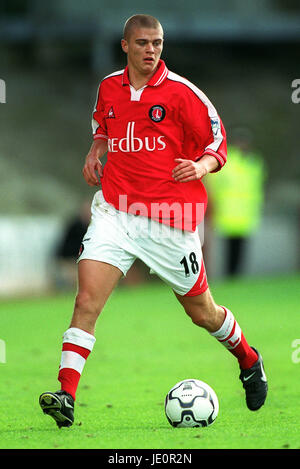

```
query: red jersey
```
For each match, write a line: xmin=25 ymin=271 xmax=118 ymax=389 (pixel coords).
xmin=92 ymin=60 xmax=227 ymax=231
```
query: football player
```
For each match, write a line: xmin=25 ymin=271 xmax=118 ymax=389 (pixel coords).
xmin=39 ymin=14 xmax=267 ymax=428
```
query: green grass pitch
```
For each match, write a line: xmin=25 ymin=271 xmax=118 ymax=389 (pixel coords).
xmin=0 ymin=273 xmax=299 ymax=449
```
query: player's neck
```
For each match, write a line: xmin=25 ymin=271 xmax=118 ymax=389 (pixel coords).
xmin=127 ymin=66 xmax=157 ymax=90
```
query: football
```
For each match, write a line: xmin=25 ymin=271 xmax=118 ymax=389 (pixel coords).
xmin=165 ymin=379 xmax=219 ymax=428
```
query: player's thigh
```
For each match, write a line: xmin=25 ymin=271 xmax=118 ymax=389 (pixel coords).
xmin=78 ymin=190 xmax=137 ymax=277
xmin=76 ymin=259 xmax=123 ymax=313
xmin=136 ymin=223 xmax=205 ymax=296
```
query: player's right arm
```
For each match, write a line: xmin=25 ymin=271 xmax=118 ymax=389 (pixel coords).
xmin=83 ymin=80 xmax=109 ymax=186
xmin=82 ymin=139 xmax=108 ymax=186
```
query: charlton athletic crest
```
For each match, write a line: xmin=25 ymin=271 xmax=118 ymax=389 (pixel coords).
xmin=149 ymin=105 xmax=166 ymax=122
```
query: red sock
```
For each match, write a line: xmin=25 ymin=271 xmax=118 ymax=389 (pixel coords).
xmin=58 ymin=328 xmax=96 ymax=400
xmin=230 ymin=332 xmax=258 ymax=369
xmin=211 ymin=307 xmax=258 ymax=369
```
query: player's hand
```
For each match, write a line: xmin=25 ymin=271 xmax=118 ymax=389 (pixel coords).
xmin=82 ymin=152 xmax=103 ymax=186
xmin=172 ymin=158 xmax=208 ymax=183
xmin=83 ymin=139 xmax=108 ymax=186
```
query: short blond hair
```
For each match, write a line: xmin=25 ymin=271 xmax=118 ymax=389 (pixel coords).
xmin=123 ymin=14 xmax=163 ymax=40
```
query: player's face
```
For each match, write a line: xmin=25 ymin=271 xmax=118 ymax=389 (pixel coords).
xmin=121 ymin=27 xmax=164 ymax=77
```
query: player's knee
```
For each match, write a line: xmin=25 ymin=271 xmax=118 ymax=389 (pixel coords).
xmin=186 ymin=303 xmax=225 ymax=332
xmin=185 ymin=306 xmax=210 ymax=328
xmin=74 ymin=291 xmax=99 ymax=317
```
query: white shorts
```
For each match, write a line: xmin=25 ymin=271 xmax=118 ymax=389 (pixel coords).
xmin=78 ymin=191 xmax=208 ymax=297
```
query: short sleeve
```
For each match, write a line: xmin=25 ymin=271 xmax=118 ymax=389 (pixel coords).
xmin=180 ymin=86 xmax=227 ymax=171
xmin=92 ymin=83 xmax=108 ymax=141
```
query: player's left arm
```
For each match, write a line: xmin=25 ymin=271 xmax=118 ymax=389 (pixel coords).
xmin=173 ymin=89 xmax=227 ymax=183
xmin=172 ymin=154 xmax=220 ymax=183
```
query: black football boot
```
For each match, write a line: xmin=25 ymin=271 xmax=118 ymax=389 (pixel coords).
xmin=39 ymin=390 xmax=74 ymax=428
xmin=239 ymin=347 xmax=268 ymax=411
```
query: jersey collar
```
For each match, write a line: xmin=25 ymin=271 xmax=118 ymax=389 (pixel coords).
xmin=122 ymin=60 xmax=168 ymax=87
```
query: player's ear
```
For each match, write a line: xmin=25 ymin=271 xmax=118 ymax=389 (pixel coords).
xmin=121 ymin=39 xmax=128 ymax=54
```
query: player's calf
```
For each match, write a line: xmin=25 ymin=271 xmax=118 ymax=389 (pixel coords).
xmin=175 ymin=289 xmax=225 ymax=332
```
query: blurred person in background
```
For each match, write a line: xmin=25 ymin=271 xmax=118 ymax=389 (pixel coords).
xmin=55 ymin=200 xmax=146 ymax=290
xmin=206 ymin=128 xmax=266 ymax=277
xmin=39 ymin=14 xmax=267 ymax=428
xmin=54 ymin=200 xmax=91 ymax=290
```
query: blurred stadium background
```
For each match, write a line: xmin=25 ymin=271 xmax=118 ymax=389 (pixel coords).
xmin=0 ymin=0 xmax=299 ymax=296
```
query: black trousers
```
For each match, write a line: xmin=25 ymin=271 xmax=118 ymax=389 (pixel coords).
xmin=226 ymin=236 xmax=247 ymax=276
